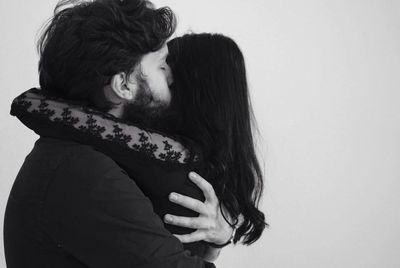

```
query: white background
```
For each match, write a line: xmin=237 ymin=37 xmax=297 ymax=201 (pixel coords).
xmin=1 ymin=0 xmax=400 ymax=267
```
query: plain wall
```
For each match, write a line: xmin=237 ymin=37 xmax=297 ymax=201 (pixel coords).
xmin=1 ymin=0 xmax=400 ymax=267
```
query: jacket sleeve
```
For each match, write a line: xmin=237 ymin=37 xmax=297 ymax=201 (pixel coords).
xmin=42 ymin=147 xmax=208 ymax=268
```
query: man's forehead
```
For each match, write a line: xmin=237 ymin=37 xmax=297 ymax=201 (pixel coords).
xmin=159 ymin=45 xmax=169 ymax=58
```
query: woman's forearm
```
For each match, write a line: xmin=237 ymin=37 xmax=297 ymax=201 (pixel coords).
xmin=203 ymin=246 xmax=222 ymax=262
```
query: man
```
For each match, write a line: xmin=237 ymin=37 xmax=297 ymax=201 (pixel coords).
xmin=3 ymin=0 xmax=233 ymax=267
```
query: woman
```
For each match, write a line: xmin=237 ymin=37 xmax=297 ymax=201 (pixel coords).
xmin=163 ymin=33 xmax=267 ymax=245
xmin=11 ymin=33 xmax=267 ymax=263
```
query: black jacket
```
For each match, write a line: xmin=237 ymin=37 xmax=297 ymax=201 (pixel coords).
xmin=4 ymin=137 xmax=211 ymax=267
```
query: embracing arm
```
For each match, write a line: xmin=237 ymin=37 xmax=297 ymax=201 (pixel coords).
xmin=42 ymin=150 xmax=208 ymax=268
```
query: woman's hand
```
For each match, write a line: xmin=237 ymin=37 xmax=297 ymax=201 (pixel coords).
xmin=164 ymin=171 xmax=234 ymax=245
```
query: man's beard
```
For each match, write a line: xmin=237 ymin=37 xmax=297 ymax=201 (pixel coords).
xmin=122 ymin=75 xmax=170 ymax=129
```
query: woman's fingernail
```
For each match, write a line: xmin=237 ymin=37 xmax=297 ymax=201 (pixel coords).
xmin=165 ymin=215 xmax=172 ymax=222
xmin=189 ymin=172 xmax=198 ymax=179
xmin=170 ymin=193 xmax=178 ymax=201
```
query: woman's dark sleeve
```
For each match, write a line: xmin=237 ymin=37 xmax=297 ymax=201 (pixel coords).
xmin=42 ymin=147 xmax=209 ymax=268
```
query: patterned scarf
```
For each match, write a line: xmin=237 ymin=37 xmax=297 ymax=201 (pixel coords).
xmin=11 ymin=88 xmax=199 ymax=164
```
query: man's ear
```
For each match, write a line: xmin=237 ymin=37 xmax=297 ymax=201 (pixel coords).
xmin=110 ymin=72 xmax=136 ymax=101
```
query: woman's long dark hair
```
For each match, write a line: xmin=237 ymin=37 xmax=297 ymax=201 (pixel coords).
xmin=166 ymin=33 xmax=268 ymax=245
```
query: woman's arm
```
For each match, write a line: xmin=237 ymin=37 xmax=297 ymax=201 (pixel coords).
xmin=203 ymin=247 xmax=222 ymax=263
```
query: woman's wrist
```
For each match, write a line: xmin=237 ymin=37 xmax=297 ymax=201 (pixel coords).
xmin=207 ymin=224 xmax=237 ymax=248
xmin=203 ymin=246 xmax=222 ymax=262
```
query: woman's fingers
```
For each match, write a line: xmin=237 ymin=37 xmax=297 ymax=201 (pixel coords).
xmin=173 ymin=231 xmax=206 ymax=244
xmin=188 ymin=172 xmax=217 ymax=204
xmin=168 ymin=192 xmax=207 ymax=214
xmin=166 ymin=172 xmax=233 ymax=245
xmin=164 ymin=214 xmax=204 ymax=229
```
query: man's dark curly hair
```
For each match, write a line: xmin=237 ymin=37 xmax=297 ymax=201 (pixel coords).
xmin=37 ymin=0 xmax=176 ymax=111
